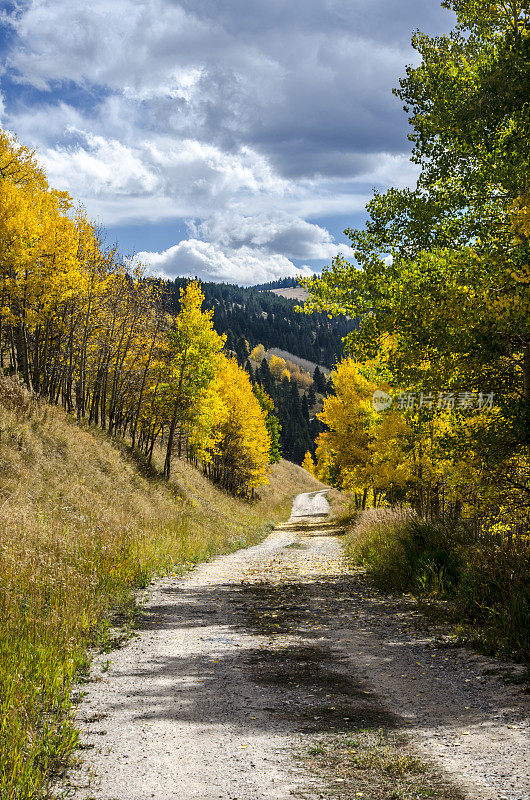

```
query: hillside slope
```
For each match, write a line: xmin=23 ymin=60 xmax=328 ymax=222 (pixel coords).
xmin=163 ymin=278 xmax=355 ymax=367
xmin=0 ymin=375 xmax=324 ymax=800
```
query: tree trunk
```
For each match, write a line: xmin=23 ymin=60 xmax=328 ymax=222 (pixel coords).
xmin=15 ymin=322 xmax=31 ymax=387
xmin=164 ymin=403 xmax=180 ymax=480
xmin=523 ymin=342 xmax=530 ymax=462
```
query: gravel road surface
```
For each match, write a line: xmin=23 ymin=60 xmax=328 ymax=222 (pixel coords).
xmin=71 ymin=496 xmax=530 ymax=800
xmin=289 ymin=490 xmax=330 ymax=518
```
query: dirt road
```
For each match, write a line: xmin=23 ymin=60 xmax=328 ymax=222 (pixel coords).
xmin=71 ymin=497 xmax=530 ymax=800
xmin=289 ymin=490 xmax=330 ymax=518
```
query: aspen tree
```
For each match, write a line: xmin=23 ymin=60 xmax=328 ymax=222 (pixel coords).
xmin=161 ymin=282 xmax=225 ymax=480
xmin=211 ymin=357 xmax=270 ymax=494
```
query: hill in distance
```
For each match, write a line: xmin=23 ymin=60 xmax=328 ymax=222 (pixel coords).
xmin=252 ymin=277 xmax=309 ymax=301
xmin=160 ymin=278 xmax=356 ymax=369
xmin=269 ymin=287 xmax=309 ymax=301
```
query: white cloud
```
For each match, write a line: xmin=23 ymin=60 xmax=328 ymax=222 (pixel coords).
xmin=6 ymin=0 xmax=213 ymax=92
xmin=192 ymin=212 xmax=350 ymax=259
xmin=32 ymin=129 xmax=289 ymax=224
xmin=135 ymin=239 xmax=315 ymax=284
xmin=4 ymin=0 xmax=429 ymax=179
xmin=354 ymin=152 xmax=421 ymax=190
xmin=1 ymin=0 xmax=453 ymax=281
xmin=40 ymin=132 xmax=159 ymax=197
xmin=2 ymin=0 xmax=431 ymax=223
xmin=132 ymin=208 xmax=352 ymax=284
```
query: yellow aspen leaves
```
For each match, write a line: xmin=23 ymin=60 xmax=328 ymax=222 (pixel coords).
xmin=0 ymin=128 xmax=272 ymax=497
xmin=209 ymin=357 xmax=271 ymax=494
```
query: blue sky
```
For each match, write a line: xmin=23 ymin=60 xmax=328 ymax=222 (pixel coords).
xmin=0 ymin=0 xmax=455 ymax=284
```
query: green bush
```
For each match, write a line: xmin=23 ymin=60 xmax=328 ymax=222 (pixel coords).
xmin=346 ymin=509 xmax=530 ymax=662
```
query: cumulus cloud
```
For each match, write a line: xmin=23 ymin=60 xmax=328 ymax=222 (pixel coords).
xmin=134 ymin=210 xmax=350 ymax=283
xmin=135 ymin=239 xmax=314 ymax=284
xmin=40 ymin=132 xmax=159 ymax=197
xmin=34 ymin=129 xmax=288 ymax=224
xmin=1 ymin=0 xmax=454 ymax=280
xmin=192 ymin=213 xmax=350 ymax=259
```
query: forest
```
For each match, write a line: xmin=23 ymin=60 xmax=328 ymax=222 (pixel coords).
xmin=0 ymin=131 xmax=281 ymax=496
xmin=162 ymin=277 xmax=355 ymax=367
xmin=249 ymin=352 xmax=330 ymax=465
xmin=0 ymin=124 xmax=339 ymax=488
xmin=251 ymin=277 xmax=301 ymax=290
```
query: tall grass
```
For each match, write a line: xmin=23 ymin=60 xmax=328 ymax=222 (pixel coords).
xmin=345 ymin=507 xmax=530 ymax=662
xmin=0 ymin=375 xmax=323 ymax=799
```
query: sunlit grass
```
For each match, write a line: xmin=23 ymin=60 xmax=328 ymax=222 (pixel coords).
xmin=0 ymin=378 xmax=323 ymax=799
xmin=303 ymin=728 xmax=462 ymax=800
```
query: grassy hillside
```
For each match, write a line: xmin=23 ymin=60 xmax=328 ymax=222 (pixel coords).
xmin=0 ymin=374 xmax=324 ymax=800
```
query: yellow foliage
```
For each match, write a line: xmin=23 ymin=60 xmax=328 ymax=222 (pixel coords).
xmin=269 ymin=354 xmax=287 ymax=378
xmin=210 ymin=357 xmax=271 ymax=493
xmin=509 ymin=194 xmax=530 ymax=243
xmin=314 ymin=358 xmax=453 ymax=510
xmin=250 ymin=343 xmax=266 ymax=362
xmin=302 ymin=450 xmax=316 ymax=475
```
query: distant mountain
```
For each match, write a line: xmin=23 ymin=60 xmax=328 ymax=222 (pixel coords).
xmin=268 ymin=286 xmax=308 ymax=301
xmin=161 ymin=278 xmax=356 ymax=368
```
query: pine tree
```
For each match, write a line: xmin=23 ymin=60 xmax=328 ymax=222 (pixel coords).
xmin=257 ymin=357 xmax=275 ymax=397
xmin=313 ymin=366 xmax=326 ymax=393
xmin=244 ymin=359 xmax=255 ymax=383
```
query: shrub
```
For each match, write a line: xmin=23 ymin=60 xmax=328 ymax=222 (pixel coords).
xmin=346 ymin=509 xmax=530 ymax=661
xmin=456 ymin=535 xmax=530 ymax=659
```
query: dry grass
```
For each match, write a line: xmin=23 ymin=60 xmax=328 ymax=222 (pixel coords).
xmin=348 ymin=507 xmax=417 ymax=538
xmin=303 ymin=728 xmax=463 ymax=799
xmin=344 ymin=507 xmax=418 ymax=588
xmin=258 ymin=459 xmax=327 ymax=506
xmin=0 ymin=375 xmax=320 ymax=800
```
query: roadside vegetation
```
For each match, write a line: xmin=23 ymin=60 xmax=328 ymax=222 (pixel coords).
xmin=302 ymin=2 xmax=530 ymax=663
xmin=343 ymin=508 xmax=530 ymax=662
xmin=0 ymin=373 xmax=323 ymax=800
